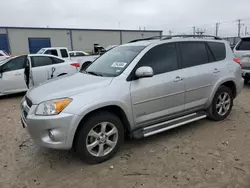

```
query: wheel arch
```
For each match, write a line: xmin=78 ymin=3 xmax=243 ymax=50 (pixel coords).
xmin=72 ymin=104 xmax=132 ymax=148
xmin=57 ymin=73 xmax=67 ymax=77
xmin=207 ymin=78 xmax=237 ymax=108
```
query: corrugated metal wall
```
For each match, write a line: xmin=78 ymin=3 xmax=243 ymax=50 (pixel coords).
xmin=3 ymin=28 xmax=162 ymax=55
xmin=8 ymin=29 xmax=72 ymax=55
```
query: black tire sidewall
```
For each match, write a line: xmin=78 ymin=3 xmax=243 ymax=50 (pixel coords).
xmin=210 ymin=86 xmax=233 ymax=121
xmin=244 ymin=78 xmax=249 ymax=84
xmin=75 ymin=111 xmax=124 ymax=164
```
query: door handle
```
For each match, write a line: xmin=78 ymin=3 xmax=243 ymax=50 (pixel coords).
xmin=213 ymin=68 xmax=220 ymax=73
xmin=14 ymin=72 xmax=21 ymax=76
xmin=173 ymin=76 xmax=183 ymax=82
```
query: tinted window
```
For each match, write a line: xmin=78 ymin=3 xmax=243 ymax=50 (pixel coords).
xmin=69 ymin=52 xmax=75 ymax=57
xmin=137 ymin=43 xmax=178 ymax=75
xmin=52 ymin=57 xmax=64 ymax=64
xmin=208 ymin=42 xmax=226 ymax=61
xmin=76 ymin=52 xmax=85 ymax=57
xmin=1 ymin=56 xmax=26 ymax=72
xmin=45 ymin=50 xmax=58 ymax=56
xmin=31 ymin=56 xmax=53 ymax=67
xmin=60 ymin=49 xmax=68 ymax=58
xmin=236 ymin=38 xmax=250 ymax=51
xmin=179 ymin=42 xmax=208 ymax=68
xmin=0 ymin=54 xmax=3 ymax=56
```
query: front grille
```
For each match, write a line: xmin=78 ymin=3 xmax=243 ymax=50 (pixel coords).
xmin=25 ymin=96 xmax=32 ymax=108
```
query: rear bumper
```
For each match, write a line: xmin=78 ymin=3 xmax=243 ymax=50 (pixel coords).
xmin=242 ymin=69 xmax=250 ymax=78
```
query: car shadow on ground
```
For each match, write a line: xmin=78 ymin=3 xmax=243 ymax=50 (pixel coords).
xmin=30 ymin=118 xmax=210 ymax=167
xmin=0 ymin=92 xmax=26 ymax=100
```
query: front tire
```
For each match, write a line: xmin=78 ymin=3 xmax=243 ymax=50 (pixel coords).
xmin=75 ymin=111 xmax=124 ymax=164
xmin=208 ymin=86 xmax=233 ymax=121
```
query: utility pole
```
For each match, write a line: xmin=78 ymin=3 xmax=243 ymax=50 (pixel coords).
xmin=237 ymin=19 xmax=243 ymax=37
xmin=196 ymin=28 xmax=205 ymax=35
xmin=215 ymin=23 xmax=220 ymax=36
xmin=193 ymin=26 xmax=196 ymax=35
xmin=169 ymin=30 xmax=173 ymax=36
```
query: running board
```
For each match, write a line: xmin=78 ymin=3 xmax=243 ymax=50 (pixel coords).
xmin=143 ymin=112 xmax=207 ymax=137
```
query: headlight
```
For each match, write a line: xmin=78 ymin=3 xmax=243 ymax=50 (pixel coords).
xmin=35 ymin=98 xmax=72 ymax=116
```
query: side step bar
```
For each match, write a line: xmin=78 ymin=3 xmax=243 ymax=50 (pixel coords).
xmin=142 ymin=112 xmax=207 ymax=137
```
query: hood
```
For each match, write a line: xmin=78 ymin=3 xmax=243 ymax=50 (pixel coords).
xmin=27 ymin=73 xmax=113 ymax=104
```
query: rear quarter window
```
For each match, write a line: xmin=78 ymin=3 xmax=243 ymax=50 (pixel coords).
xmin=207 ymin=42 xmax=226 ymax=61
xmin=236 ymin=38 xmax=250 ymax=51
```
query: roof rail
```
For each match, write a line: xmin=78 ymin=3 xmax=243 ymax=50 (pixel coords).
xmin=162 ymin=35 xmax=222 ymax=40
xmin=129 ymin=35 xmax=222 ymax=43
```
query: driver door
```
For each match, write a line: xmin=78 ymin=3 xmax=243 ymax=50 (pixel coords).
xmin=0 ymin=56 xmax=27 ymax=94
xmin=130 ymin=43 xmax=185 ymax=127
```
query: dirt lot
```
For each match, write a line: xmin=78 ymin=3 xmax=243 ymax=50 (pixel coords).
xmin=0 ymin=87 xmax=250 ymax=188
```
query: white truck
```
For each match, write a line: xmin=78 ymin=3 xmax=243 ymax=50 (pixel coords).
xmin=37 ymin=47 xmax=99 ymax=71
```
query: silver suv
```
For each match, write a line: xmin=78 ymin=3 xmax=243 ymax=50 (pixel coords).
xmin=21 ymin=35 xmax=244 ymax=164
xmin=233 ymin=36 xmax=250 ymax=84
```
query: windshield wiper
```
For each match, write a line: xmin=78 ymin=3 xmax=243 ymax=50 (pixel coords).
xmin=86 ymin=71 xmax=103 ymax=77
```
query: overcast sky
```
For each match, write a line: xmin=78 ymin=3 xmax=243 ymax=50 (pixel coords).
xmin=1 ymin=0 xmax=250 ymax=37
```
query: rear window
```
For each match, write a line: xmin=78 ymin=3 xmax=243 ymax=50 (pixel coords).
xmin=207 ymin=42 xmax=226 ymax=61
xmin=60 ymin=49 xmax=69 ymax=58
xmin=236 ymin=38 xmax=250 ymax=51
xmin=45 ymin=50 xmax=58 ymax=56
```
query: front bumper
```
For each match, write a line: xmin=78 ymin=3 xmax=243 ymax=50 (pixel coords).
xmin=20 ymin=97 xmax=81 ymax=150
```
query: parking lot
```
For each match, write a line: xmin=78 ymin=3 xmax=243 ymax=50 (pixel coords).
xmin=0 ymin=86 xmax=250 ymax=188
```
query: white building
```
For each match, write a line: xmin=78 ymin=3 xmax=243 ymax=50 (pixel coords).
xmin=0 ymin=27 xmax=162 ymax=55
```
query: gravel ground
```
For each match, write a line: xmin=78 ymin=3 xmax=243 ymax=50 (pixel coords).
xmin=1 ymin=86 xmax=250 ymax=188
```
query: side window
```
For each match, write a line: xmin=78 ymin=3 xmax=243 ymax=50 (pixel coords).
xmin=207 ymin=42 xmax=226 ymax=61
xmin=179 ymin=42 xmax=208 ymax=68
xmin=52 ymin=57 xmax=64 ymax=64
xmin=31 ymin=56 xmax=53 ymax=67
xmin=236 ymin=38 xmax=250 ymax=51
xmin=137 ymin=43 xmax=178 ymax=75
xmin=45 ymin=50 xmax=58 ymax=56
xmin=76 ymin=52 xmax=85 ymax=57
xmin=60 ymin=49 xmax=69 ymax=58
xmin=69 ymin=52 xmax=75 ymax=57
xmin=1 ymin=56 xmax=26 ymax=72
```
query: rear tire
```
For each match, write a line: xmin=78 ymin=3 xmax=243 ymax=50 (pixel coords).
xmin=244 ymin=78 xmax=249 ymax=84
xmin=207 ymin=86 xmax=233 ymax=121
xmin=75 ymin=111 xmax=124 ymax=164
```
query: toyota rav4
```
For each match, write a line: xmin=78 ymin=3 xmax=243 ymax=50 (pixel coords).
xmin=21 ymin=35 xmax=244 ymax=164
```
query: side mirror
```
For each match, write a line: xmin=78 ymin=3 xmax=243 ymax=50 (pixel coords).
xmin=135 ymin=66 xmax=154 ymax=78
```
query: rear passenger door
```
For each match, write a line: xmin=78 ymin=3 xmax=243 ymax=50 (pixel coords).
xmin=130 ymin=43 xmax=185 ymax=126
xmin=30 ymin=56 xmax=54 ymax=86
xmin=178 ymin=41 xmax=221 ymax=110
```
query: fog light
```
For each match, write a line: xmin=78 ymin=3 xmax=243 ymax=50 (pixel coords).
xmin=48 ymin=129 xmax=55 ymax=141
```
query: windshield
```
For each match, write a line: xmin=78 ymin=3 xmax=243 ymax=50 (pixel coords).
xmin=37 ymin=48 xmax=46 ymax=54
xmin=85 ymin=45 xmax=145 ymax=77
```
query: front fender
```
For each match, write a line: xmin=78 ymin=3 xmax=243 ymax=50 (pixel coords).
xmin=66 ymin=100 xmax=134 ymax=148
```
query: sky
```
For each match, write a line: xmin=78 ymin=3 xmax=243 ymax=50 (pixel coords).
xmin=1 ymin=0 xmax=250 ymax=37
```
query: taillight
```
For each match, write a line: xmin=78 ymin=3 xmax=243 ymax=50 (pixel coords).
xmin=233 ymin=58 xmax=242 ymax=67
xmin=71 ymin=63 xmax=80 ymax=68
